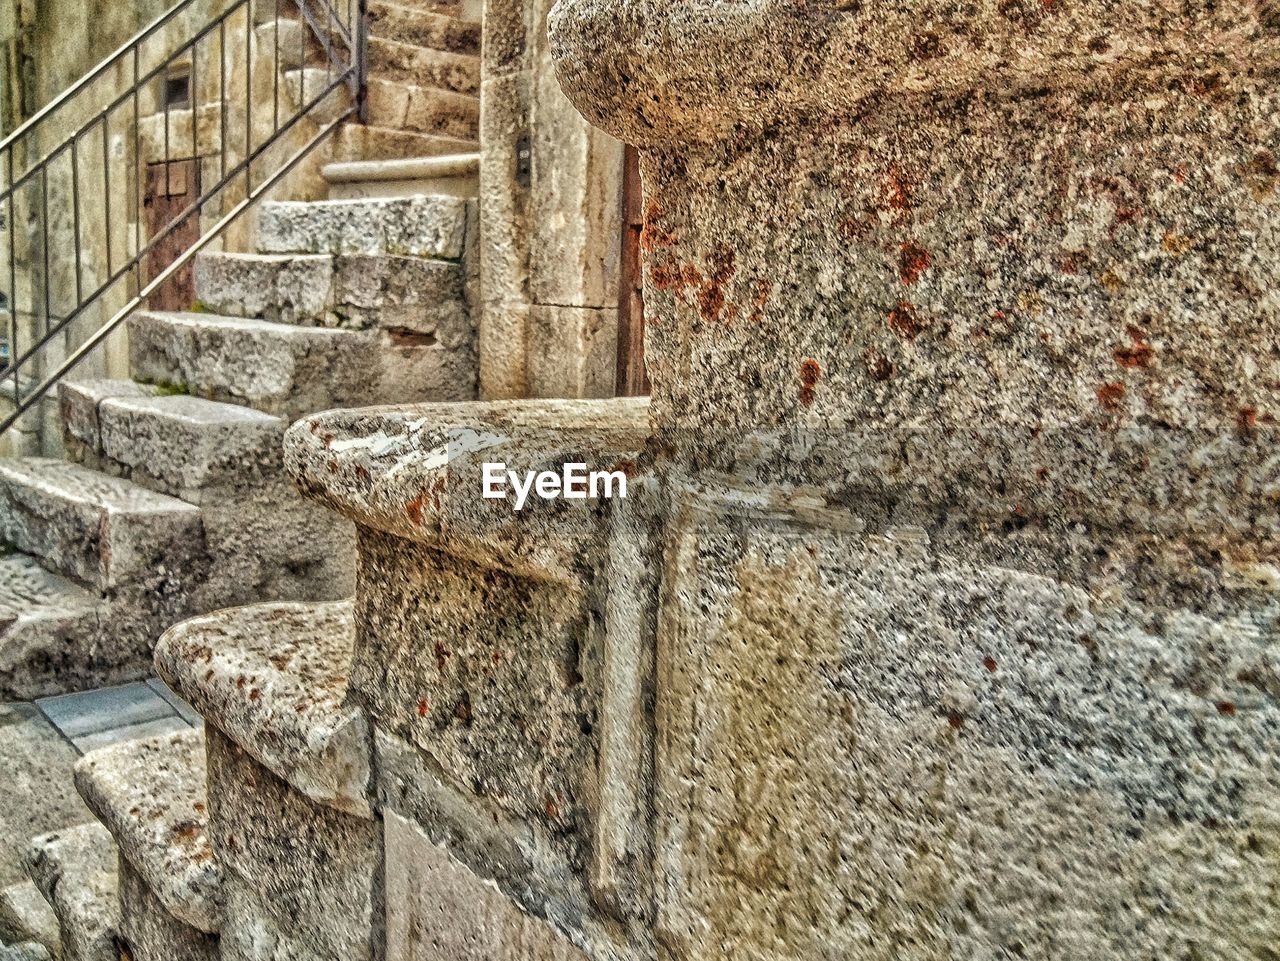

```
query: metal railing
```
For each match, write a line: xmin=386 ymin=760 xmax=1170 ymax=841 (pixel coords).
xmin=0 ymin=0 xmax=368 ymax=433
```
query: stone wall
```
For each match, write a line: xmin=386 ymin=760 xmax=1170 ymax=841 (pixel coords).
xmin=477 ymin=0 xmax=624 ymax=401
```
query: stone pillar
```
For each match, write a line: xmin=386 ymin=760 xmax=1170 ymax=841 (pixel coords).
xmin=478 ymin=0 xmax=624 ymax=401
xmin=549 ymin=2 xmax=1280 ymax=958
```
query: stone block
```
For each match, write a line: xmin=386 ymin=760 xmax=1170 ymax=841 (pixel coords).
xmin=117 ymin=858 xmax=219 ymax=961
xmin=368 ymin=38 xmax=480 ymax=95
xmin=0 ymin=881 xmax=58 ymax=954
xmin=25 ymin=823 xmax=119 ymax=961
xmin=353 ymin=530 xmax=598 ymax=878
xmin=74 ymin=729 xmax=222 ymax=933
xmin=205 ymin=729 xmax=382 ymax=961
xmin=527 ymin=305 xmax=618 ymax=400
xmin=156 ymin=601 xmax=372 ymax=817
xmin=59 ymin=380 xmax=159 ymax=459
xmin=367 ymin=3 xmax=481 ymax=56
xmin=384 ymin=810 xmax=590 ymax=961
xmin=255 ymin=195 xmax=468 ymax=259
xmin=0 ymin=554 xmax=104 ymax=701
xmin=654 ymin=485 xmax=1280 ymax=960
xmin=0 ymin=459 xmax=206 ymax=592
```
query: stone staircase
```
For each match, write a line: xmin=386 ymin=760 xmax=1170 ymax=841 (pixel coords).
xmin=1 ymin=396 xmax=650 ymax=960
xmin=0 ymin=189 xmax=477 ymax=704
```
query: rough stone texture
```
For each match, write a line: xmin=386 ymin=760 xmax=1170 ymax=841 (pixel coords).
xmin=60 ymin=392 xmax=356 ymax=610
xmin=205 ymin=729 xmax=381 ymax=961
xmin=367 ymin=3 xmax=481 ymax=56
xmin=542 ymin=2 xmax=1280 ymax=957
xmin=73 ymin=729 xmax=223 ymax=934
xmin=116 ymin=857 xmax=219 ymax=961
xmin=214 ymin=883 xmax=312 ymax=961
xmin=527 ymin=305 xmax=617 ymax=400
xmin=0 ymin=554 xmax=103 ymax=701
xmin=0 ymin=944 xmax=51 ymax=961
xmin=365 ymin=79 xmax=480 ymax=141
xmin=126 ymin=312 xmax=382 ymax=420
xmin=195 ymin=252 xmax=471 ymax=343
xmin=0 ymin=459 xmax=205 ymax=592
xmin=255 ymin=196 xmax=468 ymax=258
xmin=0 ymin=881 xmax=59 ymax=954
xmin=383 ymin=809 xmax=590 ymax=961
xmin=58 ymin=381 xmax=159 ymax=457
xmin=156 ymin=601 xmax=373 ymax=817
xmin=286 ymin=398 xmax=650 ymax=580
xmin=368 ymin=38 xmax=480 ymax=96
xmin=25 ymin=823 xmax=119 ymax=961
xmin=478 ymin=0 xmax=624 ymax=400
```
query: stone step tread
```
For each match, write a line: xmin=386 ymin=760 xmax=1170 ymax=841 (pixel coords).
xmin=0 ymin=941 xmax=51 ymax=960
xmin=127 ymin=312 xmax=380 ymax=421
xmin=367 ymin=1 xmax=481 ymax=54
xmin=0 ymin=553 xmax=99 ymax=621
xmin=74 ymin=728 xmax=221 ymax=934
xmin=330 ymin=123 xmax=478 ymax=162
xmin=0 ymin=880 xmax=59 ymax=956
xmin=367 ymin=37 xmax=479 ymax=95
xmin=366 ymin=77 xmax=479 ymax=141
xmin=25 ymin=823 xmax=119 ymax=961
xmin=321 ymin=152 xmax=479 ymax=184
xmin=156 ymin=600 xmax=371 ymax=818
xmin=0 ymin=460 xmax=203 ymax=591
xmin=87 ymin=394 xmax=286 ymax=494
xmin=255 ymin=194 xmax=468 ymax=258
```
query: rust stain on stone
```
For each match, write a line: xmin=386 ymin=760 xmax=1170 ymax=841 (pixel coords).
xmin=887 ymin=301 xmax=925 ymax=339
xmin=863 ymin=348 xmax=894 ymax=382
xmin=799 ymin=359 xmax=822 ymax=407
xmin=406 ymin=494 xmax=430 ymax=525
xmin=898 ymin=242 xmax=932 ymax=285
xmin=1097 ymin=382 xmax=1127 ymax=412
xmin=1114 ymin=327 xmax=1155 ymax=369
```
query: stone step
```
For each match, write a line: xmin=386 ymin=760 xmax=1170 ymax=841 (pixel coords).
xmin=255 ymin=194 xmax=467 ymax=257
xmin=322 ymin=152 xmax=479 ymax=200
xmin=367 ymin=2 xmax=480 ymax=55
xmin=156 ymin=601 xmax=370 ymax=817
xmin=0 ymin=942 xmax=51 ymax=960
xmin=193 ymin=251 xmax=466 ymax=338
xmin=0 ymin=460 xmax=203 ymax=593
xmin=328 ymin=123 xmax=478 ymax=163
xmin=126 ymin=311 xmax=378 ymax=420
xmin=0 ymin=553 xmax=103 ymax=702
xmin=0 ymin=881 xmax=58 ymax=956
xmin=74 ymin=729 xmax=222 ymax=936
xmin=366 ymin=76 xmax=478 ymax=141
xmin=25 ymin=823 xmax=119 ymax=961
xmin=61 ymin=387 xmax=286 ymax=497
xmin=367 ymin=37 xmax=479 ymax=96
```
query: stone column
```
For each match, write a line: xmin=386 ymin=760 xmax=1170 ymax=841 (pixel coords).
xmin=478 ymin=0 xmax=624 ymax=401
xmin=549 ymin=2 xmax=1280 ymax=958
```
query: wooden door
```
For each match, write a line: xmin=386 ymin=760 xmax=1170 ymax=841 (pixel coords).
xmin=144 ymin=158 xmax=201 ymax=312
xmin=616 ymin=145 xmax=650 ymax=396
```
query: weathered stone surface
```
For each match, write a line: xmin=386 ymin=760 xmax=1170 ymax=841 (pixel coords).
xmin=527 ymin=305 xmax=617 ymax=400
xmin=286 ymin=397 xmax=649 ymax=581
xmin=368 ymin=38 xmax=479 ymax=95
xmin=328 ymin=123 xmax=478 ymax=164
xmin=214 ymin=882 xmax=311 ymax=961
xmin=0 ymin=554 xmax=103 ymax=701
xmin=25 ymin=823 xmax=119 ymax=961
xmin=205 ymin=729 xmax=381 ymax=961
xmin=0 ymin=881 xmax=59 ymax=954
xmin=59 ymin=380 xmax=159 ymax=458
xmin=255 ymin=196 xmax=467 ymax=258
xmin=193 ymin=254 xmax=336 ymax=328
xmin=156 ymin=601 xmax=373 ymax=817
xmin=366 ymin=79 xmax=480 ymax=141
xmin=96 ymin=395 xmax=286 ymax=494
xmin=0 ymin=459 xmax=204 ymax=591
xmin=538 ymin=4 xmax=1280 ymax=957
xmin=367 ymin=2 xmax=481 ymax=56
xmin=384 ymin=809 xmax=589 ymax=961
xmin=127 ymin=312 xmax=379 ymax=419
xmin=74 ymin=729 xmax=223 ymax=933
xmin=117 ymin=857 xmax=219 ymax=961
xmin=0 ymin=942 xmax=51 ymax=961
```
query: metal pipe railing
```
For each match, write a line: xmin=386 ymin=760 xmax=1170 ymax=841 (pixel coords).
xmin=0 ymin=0 xmax=365 ymax=436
